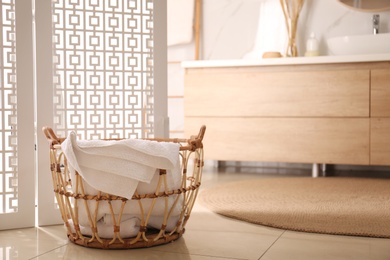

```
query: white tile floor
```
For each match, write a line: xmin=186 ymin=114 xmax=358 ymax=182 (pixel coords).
xmin=1 ymin=166 xmax=390 ymax=260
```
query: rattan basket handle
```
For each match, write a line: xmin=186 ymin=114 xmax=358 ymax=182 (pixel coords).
xmin=188 ymin=125 xmax=206 ymax=151
xmin=42 ymin=126 xmax=61 ymax=148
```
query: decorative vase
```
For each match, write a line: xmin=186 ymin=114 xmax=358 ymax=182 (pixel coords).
xmin=280 ymin=0 xmax=305 ymax=57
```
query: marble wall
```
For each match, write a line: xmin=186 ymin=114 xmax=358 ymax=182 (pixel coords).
xmin=203 ymin=0 xmax=390 ymax=59
xmin=167 ymin=0 xmax=390 ymax=137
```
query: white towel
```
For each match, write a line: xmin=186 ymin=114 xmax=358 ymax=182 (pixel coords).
xmin=67 ymin=213 xmax=181 ymax=239
xmin=61 ymin=132 xmax=181 ymax=199
xmin=68 ymin=217 xmax=141 ymax=239
xmin=103 ymin=214 xmax=181 ymax=232
xmin=73 ymin=170 xmax=183 ymax=227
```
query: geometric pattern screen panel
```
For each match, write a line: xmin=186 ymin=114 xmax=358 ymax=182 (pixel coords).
xmin=0 ymin=0 xmax=18 ymax=214
xmin=52 ymin=0 xmax=155 ymax=140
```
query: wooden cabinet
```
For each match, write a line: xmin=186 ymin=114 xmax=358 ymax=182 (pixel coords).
xmin=371 ymin=69 xmax=390 ymax=117
xmin=371 ymin=118 xmax=390 ymax=165
xmin=184 ymin=62 xmax=390 ymax=166
xmin=185 ymin=68 xmax=369 ymax=117
xmin=186 ymin=117 xmax=369 ymax=164
xmin=370 ymin=69 xmax=390 ymax=165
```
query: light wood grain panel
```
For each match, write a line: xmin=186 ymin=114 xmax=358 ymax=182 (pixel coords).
xmin=185 ymin=117 xmax=369 ymax=165
xmin=185 ymin=68 xmax=369 ymax=117
xmin=370 ymin=118 xmax=390 ymax=165
xmin=371 ymin=69 xmax=390 ymax=117
xmin=184 ymin=61 xmax=390 ymax=74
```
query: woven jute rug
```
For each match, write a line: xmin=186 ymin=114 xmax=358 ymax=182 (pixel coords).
xmin=198 ymin=177 xmax=390 ymax=238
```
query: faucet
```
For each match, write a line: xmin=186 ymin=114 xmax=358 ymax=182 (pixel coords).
xmin=373 ymin=14 xmax=380 ymax=34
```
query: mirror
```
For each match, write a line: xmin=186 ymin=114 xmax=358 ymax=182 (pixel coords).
xmin=338 ymin=0 xmax=390 ymax=12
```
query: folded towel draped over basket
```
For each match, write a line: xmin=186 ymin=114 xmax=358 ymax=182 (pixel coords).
xmin=61 ymin=131 xmax=181 ymax=199
xmin=61 ymin=132 xmax=182 ymax=238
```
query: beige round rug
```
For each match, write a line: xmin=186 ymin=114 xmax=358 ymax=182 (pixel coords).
xmin=198 ymin=177 xmax=390 ymax=238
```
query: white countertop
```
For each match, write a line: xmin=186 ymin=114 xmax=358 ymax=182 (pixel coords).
xmin=181 ymin=53 xmax=390 ymax=68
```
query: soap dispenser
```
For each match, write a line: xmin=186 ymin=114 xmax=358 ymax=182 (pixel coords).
xmin=305 ymin=33 xmax=319 ymax=57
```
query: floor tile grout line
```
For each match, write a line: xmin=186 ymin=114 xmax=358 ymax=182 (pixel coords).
xmin=150 ymin=247 xmax=248 ymax=260
xmin=257 ymin=230 xmax=286 ymax=260
xmin=28 ymin=243 xmax=69 ymax=260
xmin=37 ymin=244 xmax=249 ymax=260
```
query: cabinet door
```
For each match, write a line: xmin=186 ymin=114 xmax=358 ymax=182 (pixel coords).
xmin=186 ymin=117 xmax=370 ymax=165
xmin=371 ymin=69 xmax=390 ymax=117
xmin=371 ymin=118 xmax=390 ymax=165
xmin=185 ymin=68 xmax=370 ymax=117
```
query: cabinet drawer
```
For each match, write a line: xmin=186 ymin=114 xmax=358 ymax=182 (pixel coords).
xmin=371 ymin=69 xmax=390 ymax=117
xmin=371 ymin=118 xmax=390 ymax=165
xmin=185 ymin=68 xmax=369 ymax=117
xmin=185 ymin=117 xmax=369 ymax=165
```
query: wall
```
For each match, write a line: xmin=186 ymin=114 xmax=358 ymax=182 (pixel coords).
xmin=167 ymin=0 xmax=390 ymax=138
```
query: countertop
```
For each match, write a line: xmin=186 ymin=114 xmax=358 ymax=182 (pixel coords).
xmin=181 ymin=53 xmax=390 ymax=68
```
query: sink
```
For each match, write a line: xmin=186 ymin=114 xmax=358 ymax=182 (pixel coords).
xmin=327 ymin=33 xmax=390 ymax=55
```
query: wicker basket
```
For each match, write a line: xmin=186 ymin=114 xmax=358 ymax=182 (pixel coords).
xmin=42 ymin=126 xmax=205 ymax=249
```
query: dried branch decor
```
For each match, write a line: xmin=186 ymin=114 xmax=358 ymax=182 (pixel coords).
xmin=280 ymin=0 xmax=305 ymax=57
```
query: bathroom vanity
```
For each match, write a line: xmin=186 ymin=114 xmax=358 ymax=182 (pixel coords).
xmin=182 ymin=55 xmax=390 ymax=167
